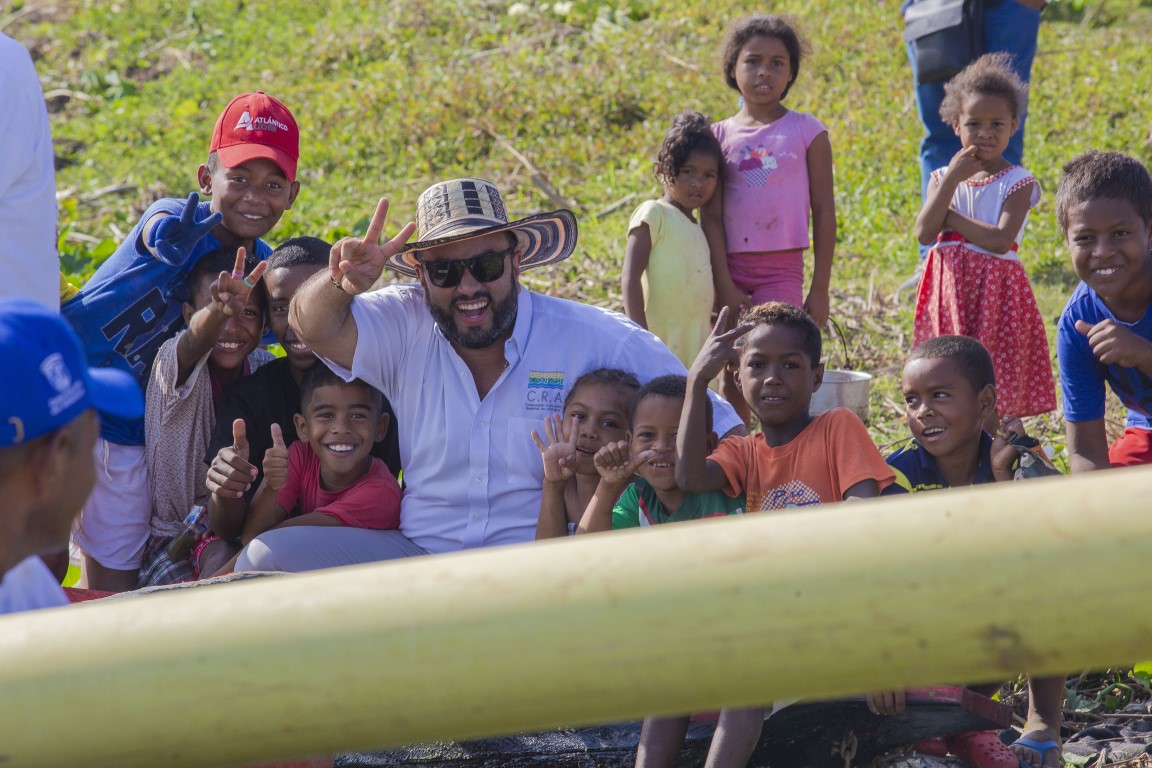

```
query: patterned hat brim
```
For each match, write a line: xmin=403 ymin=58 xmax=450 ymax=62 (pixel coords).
xmin=386 ymin=209 xmax=578 ymax=277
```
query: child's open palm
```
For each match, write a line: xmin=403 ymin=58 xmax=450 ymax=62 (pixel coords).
xmin=330 ymin=197 xmax=418 ymax=295
xmin=593 ymin=440 xmax=655 ymax=485
xmin=211 ymin=247 xmax=267 ymax=318
xmin=531 ymin=413 xmax=579 ymax=483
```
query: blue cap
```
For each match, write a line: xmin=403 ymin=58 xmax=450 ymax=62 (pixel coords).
xmin=0 ymin=298 xmax=144 ymax=446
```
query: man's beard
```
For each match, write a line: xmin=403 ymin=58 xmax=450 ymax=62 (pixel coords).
xmin=428 ymin=289 xmax=518 ymax=350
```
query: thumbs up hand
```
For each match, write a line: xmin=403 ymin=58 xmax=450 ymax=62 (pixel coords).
xmin=206 ymin=419 xmax=257 ymax=499
xmin=263 ymin=423 xmax=290 ymax=491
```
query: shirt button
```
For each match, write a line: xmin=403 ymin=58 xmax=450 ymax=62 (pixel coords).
xmin=473 ymin=514 xmax=483 ymax=522
xmin=474 ymin=475 xmax=482 ymax=482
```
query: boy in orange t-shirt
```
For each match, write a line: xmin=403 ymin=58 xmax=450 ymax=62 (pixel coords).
xmin=675 ymin=300 xmax=894 ymax=768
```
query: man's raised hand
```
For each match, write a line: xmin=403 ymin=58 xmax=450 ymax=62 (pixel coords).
xmin=329 ymin=198 xmax=417 ymax=295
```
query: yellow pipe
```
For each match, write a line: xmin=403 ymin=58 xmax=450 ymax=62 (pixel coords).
xmin=1 ymin=469 xmax=1150 ymax=767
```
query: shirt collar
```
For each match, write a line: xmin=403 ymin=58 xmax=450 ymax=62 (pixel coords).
xmin=912 ymin=430 xmax=997 ymax=487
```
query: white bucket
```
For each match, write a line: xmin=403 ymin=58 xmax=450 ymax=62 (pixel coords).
xmin=809 ymin=369 xmax=872 ymax=422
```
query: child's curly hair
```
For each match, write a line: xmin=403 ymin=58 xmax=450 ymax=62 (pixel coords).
xmin=655 ymin=111 xmax=724 ymax=186
xmin=1056 ymin=150 xmax=1152 ymax=233
xmin=720 ymin=15 xmax=809 ymax=100
xmin=735 ymin=301 xmax=822 ymax=367
xmin=563 ymin=368 xmax=641 ymax=411
xmin=907 ymin=335 xmax=995 ymax=393
xmin=939 ymin=52 xmax=1027 ymax=125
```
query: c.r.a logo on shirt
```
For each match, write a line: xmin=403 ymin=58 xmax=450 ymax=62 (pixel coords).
xmin=525 ymin=370 xmax=564 ymax=414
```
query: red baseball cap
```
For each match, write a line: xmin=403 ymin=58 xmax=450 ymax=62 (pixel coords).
xmin=209 ymin=91 xmax=299 ymax=182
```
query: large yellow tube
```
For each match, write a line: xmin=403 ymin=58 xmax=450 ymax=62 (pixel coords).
xmin=1 ymin=469 xmax=1150 ymax=767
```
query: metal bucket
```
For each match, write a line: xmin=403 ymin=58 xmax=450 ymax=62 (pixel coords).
xmin=809 ymin=369 xmax=872 ymax=422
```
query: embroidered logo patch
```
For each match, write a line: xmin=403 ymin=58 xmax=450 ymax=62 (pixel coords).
xmin=526 ymin=370 xmax=565 ymax=413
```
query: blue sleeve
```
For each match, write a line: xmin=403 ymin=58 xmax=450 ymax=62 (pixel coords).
xmin=1057 ymin=297 xmax=1107 ymax=423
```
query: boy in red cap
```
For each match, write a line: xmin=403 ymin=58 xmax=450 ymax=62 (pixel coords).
xmin=61 ymin=91 xmax=300 ymax=591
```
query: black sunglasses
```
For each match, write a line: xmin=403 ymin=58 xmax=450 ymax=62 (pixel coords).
xmin=419 ymin=247 xmax=513 ymax=288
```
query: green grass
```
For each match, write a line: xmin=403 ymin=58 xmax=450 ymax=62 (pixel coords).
xmin=13 ymin=0 xmax=1152 ymax=453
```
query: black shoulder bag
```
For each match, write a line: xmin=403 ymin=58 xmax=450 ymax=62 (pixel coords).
xmin=904 ymin=0 xmax=984 ymax=83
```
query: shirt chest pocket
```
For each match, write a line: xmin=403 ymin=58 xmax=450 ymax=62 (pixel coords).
xmin=504 ymin=416 xmax=548 ymax=492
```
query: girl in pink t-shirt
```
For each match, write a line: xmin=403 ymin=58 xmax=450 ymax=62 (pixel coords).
xmin=703 ymin=15 xmax=836 ymax=327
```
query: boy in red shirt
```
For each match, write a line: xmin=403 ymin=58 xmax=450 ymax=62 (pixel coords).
xmin=237 ymin=365 xmax=400 ymax=560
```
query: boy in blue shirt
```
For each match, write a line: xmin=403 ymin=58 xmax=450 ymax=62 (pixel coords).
xmin=63 ymin=91 xmax=300 ymax=591
xmin=1056 ymin=151 xmax=1152 ymax=471
xmin=877 ymin=335 xmax=1063 ymax=768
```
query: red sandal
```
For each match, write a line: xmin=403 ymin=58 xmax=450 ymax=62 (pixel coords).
xmin=945 ymin=730 xmax=1019 ymax=768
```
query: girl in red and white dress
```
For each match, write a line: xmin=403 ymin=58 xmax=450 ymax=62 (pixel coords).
xmin=913 ymin=52 xmax=1056 ymax=423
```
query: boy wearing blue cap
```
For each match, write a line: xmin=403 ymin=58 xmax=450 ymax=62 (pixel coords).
xmin=0 ymin=298 xmax=143 ymax=613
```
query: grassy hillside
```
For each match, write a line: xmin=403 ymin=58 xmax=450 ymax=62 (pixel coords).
xmin=11 ymin=0 xmax=1152 ymax=451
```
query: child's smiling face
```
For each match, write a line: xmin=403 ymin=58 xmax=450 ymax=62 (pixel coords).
xmin=734 ymin=324 xmax=823 ymax=444
xmin=197 ymin=157 xmax=299 ymax=247
xmin=265 ymin=264 xmax=318 ymax=373
xmin=184 ymin=272 xmax=265 ymax=372
xmin=295 ymin=382 xmax=388 ymax=490
xmin=902 ymin=356 xmax=994 ymax=464
xmin=562 ymin=382 xmax=631 ymax=475
xmin=1065 ymin=196 xmax=1152 ymax=309
xmin=630 ymin=394 xmax=683 ymax=494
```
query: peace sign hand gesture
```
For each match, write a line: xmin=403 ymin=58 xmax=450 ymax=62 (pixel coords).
xmin=329 ymin=198 xmax=418 ymax=295
xmin=148 ymin=192 xmax=223 ymax=265
xmin=210 ymin=247 xmax=267 ymax=318
xmin=689 ymin=306 xmax=754 ymax=384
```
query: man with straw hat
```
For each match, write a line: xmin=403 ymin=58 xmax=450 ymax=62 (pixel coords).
xmin=233 ymin=179 xmax=742 ymax=571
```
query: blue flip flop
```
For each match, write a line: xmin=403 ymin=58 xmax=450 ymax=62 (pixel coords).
xmin=1012 ymin=737 xmax=1060 ymax=768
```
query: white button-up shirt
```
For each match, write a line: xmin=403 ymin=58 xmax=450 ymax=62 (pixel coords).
xmin=329 ymin=285 xmax=740 ymax=554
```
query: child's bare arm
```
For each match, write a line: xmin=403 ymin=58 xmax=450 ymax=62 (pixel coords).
xmin=990 ymin=415 xmax=1025 ymax=481
xmin=1067 ymin=419 xmax=1111 ymax=473
xmin=843 ymin=478 xmax=880 ymax=500
xmin=577 ymin=440 xmax=652 ymax=534
xmin=535 ymin=480 xmax=571 ymax=539
xmin=272 ymin=512 xmax=345 ymax=529
xmin=240 ymin=426 xmax=290 ymax=544
xmin=176 ymin=248 xmax=267 ymax=386
xmin=942 ymin=182 xmax=1033 ymax=253
xmin=532 ymin=414 xmax=578 ymax=539
xmin=241 ymin=480 xmax=290 ymax=544
xmin=623 ymin=224 xmax=651 ymax=329
xmin=679 ymin=309 xmax=751 ymax=493
xmin=805 ymin=132 xmax=836 ymax=327
xmin=914 ymin=146 xmax=981 ymax=244
xmin=700 ymin=185 xmax=748 ymax=315
xmin=206 ymin=419 xmax=257 ymax=540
